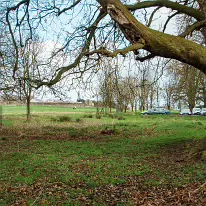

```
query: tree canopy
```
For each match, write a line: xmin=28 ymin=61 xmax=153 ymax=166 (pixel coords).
xmin=2 ymin=0 xmax=206 ymax=88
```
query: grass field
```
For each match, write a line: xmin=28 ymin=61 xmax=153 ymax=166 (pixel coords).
xmin=0 ymin=105 xmax=205 ymax=205
xmin=2 ymin=105 xmax=97 ymax=115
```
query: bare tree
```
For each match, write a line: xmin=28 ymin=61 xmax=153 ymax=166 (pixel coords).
xmin=98 ymin=59 xmax=116 ymax=112
xmin=126 ymin=76 xmax=139 ymax=112
xmin=19 ymin=39 xmax=43 ymax=121
xmin=198 ymin=75 xmax=206 ymax=107
xmin=170 ymin=62 xmax=204 ymax=112
xmin=163 ymin=82 xmax=174 ymax=110
xmin=0 ymin=37 xmax=43 ymax=121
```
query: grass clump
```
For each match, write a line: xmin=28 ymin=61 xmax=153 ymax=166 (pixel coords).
xmin=83 ymin=114 xmax=93 ymax=118
xmin=51 ymin=115 xmax=72 ymax=122
xmin=96 ymin=113 xmax=102 ymax=119
xmin=58 ymin=116 xmax=72 ymax=122
xmin=76 ymin=118 xmax=82 ymax=122
xmin=117 ymin=115 xmax=126 ymax=120
xmin=107 ymin=113 xmax=125 ymax=120
xmin=67 ymin=127 xmax=88 ymax=138
xmin=108 ymin=113 xmax=118 ymax=119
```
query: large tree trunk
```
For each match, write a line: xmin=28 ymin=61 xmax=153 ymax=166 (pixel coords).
xmin=97 ymin=0 xmax=206 ymax=74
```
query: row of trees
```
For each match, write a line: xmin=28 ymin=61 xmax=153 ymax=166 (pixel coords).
xmin=168 ymin=62 xmax=206 ymax=111
xmin=97 ymin=59 xmax=206 ymax=112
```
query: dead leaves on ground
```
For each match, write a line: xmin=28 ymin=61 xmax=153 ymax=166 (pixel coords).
xmin=1 ymin=180 xmax=205 ymax=205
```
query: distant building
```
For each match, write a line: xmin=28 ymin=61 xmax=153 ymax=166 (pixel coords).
xmin=30 ymin=98 xmax=43 ymax=103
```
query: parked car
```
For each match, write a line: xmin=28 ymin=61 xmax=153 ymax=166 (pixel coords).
xmin=141 ymin=108 xmax=171 ymax=115
xmin=141 ymin=109 xmax=153 ymax=115
xmin=200 ymin=108 xmax=206 ymax=116
xmin=192 ymin=108 xmax=201 ymax=115
xmin=157 ymin=108 xmax=171 ymax=115
xmin=180 ymin=109 xmax=192 ymax=115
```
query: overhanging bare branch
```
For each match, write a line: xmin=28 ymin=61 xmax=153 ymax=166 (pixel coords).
xmin=179 ymin=19 xmax=206 ymax=38
xmin=126 ymin=0 xmax=205 ymax=21
xmin=86 ymin=43 xmax=145 ymax=58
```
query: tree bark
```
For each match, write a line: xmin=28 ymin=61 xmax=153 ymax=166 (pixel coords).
xmin=97 ymin=0 xmax=206 ymax=74
xmin=124 ymin=105 xmax=127 ymax=113
xmin=131 ymin=103 xmax=134 ymax=112
xmin=26 ymin=97 xmax=31 ymax=122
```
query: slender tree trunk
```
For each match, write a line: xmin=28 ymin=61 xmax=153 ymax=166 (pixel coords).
xmin=156 ymin=88 xmax=159 ymax=107
xmin=131 ymin=103 xmax=134 ymax=112
xmin=189 ymin=104 xmax=194 ymax=113
xmin=142 ymin=105 xmax=145 ymax=111
xmin=167 ymin=101 xmax=171 ymax=110
xmin=109 ymin=102 xmax=112 ymax=112
xmin=150 ymin=96 xmax=153 ymax=109
xmin=134 ymin=100 xmax=137 ymax=112
xmin=26 ymin=97 xmax=31 ymax=122
xmin=124 ymin=105 xmax=127 ymax=113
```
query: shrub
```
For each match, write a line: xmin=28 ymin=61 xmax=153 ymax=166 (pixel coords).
xmin=117 ymin=115 xmax=125 ymax=120
xmin=83 ymin=114 xmax=93 ymax=118
xmin=108 ymin=113 xmax=115 ymax=118
xmin=76 ymin=118 xmax=82 ymax=122
xmin=58 ymin=116 xmax=72 ymax=122
xmin=51 ymin=117 xmax=58 ymax=122
xmin=96 ymin=113 xmax=102 ymax=119
xmin=67 ymin=127 xmax=87 ymax=138
xmin=69 ymin=130 xmax=79 ymax=138
xmin=107 ymin=113 xmax=119 ymax=119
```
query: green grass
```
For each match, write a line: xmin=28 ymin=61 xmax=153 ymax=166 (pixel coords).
xmin=2 ymin=105 xmax=97 ymax=115
xmin=0 ymin=108 xmax=205 ymax=205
